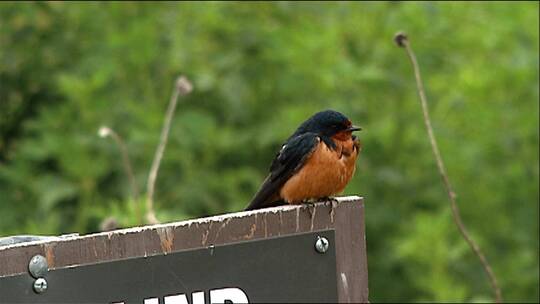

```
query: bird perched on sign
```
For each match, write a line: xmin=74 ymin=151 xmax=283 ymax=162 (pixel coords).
xmin=245 ymin=110 xmax=362 ymax=211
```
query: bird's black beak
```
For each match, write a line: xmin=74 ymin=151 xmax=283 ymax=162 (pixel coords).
xmin=347 ymin=125 xmax=362 ymax=132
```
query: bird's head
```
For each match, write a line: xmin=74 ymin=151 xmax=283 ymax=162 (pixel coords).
xmin=294 ymin=110 xmax=361 ymax=140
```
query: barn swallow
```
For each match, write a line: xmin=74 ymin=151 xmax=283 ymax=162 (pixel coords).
xmin=245 ymin=110 xmax=361 ymax=211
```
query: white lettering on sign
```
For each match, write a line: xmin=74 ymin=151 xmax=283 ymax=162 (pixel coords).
xmin=164 ymin=294 xmax=188 ymax=304
xmin=192 ymin=291 xmax=205 ymax=304
xmin=117 ymin=287 xmax=249 ymax=304
xmin=210 ymin=288 xmax=249 ymax=303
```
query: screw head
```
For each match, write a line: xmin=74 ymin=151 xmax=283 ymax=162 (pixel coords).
xmin=33 ymin=278 xmax=48 ymax=293
xmin=315 ymin=236 xmax=329 ymax=254
xmin=28 ymin=255 xmax=48 ymax=279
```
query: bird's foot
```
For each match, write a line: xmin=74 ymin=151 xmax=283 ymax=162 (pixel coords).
xmin=320 ymin=196 xmax=339 ymax=218
xmin=301 ymin=199 xmax=317 ymax=218
xmin=329 ymin=197 xmax=339 ymax=220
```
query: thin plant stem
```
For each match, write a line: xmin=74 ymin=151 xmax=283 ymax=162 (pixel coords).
xmin=99 ymin=126 xmax=141 ymax=224
xmin=145 ymin=76 xmax=193 ymax=224
xmin=394 ymin=32 xmax=502 ymax=303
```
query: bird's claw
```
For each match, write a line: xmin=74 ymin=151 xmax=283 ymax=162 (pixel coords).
xmin=302 ymin=197 xmax=339 ymax=219
xmin=329 ymin=197 xmax=339 ymax=219
xmin=320 ymin=197 xmax=338 ymax=218
xmin=317 ymin=196 xmax=339 ymax=215
xmin=303 ymin=201 xmax=316 ymax=218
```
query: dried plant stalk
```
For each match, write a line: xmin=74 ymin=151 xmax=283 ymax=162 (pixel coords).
xmin=395 ymin=31 xmax=502 ymax=303
xmin=145 ymin=76 xmax=193 ymax=224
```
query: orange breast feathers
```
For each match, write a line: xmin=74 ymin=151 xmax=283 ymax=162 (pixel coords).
xmin=279 ymin=135 xmax=361 ymax=204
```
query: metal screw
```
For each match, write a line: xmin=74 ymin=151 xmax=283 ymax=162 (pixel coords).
xmin=315 ymin=236 xmax=329 ymax=253
xmin=33 ymin=278 xmax=48 ymax=294
xmin=28 ymin=255 xmax=48 ymax=279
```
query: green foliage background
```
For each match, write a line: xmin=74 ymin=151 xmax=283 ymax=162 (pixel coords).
xmin=1 ymin=2 xmax=538 ymax=302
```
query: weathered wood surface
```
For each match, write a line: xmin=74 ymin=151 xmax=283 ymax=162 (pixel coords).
xmin=0 ymin=196 xmax=368 ymax=303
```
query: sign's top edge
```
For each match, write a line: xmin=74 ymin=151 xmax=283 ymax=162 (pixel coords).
xmin=0 ymin=196 xmax=363 ymax=251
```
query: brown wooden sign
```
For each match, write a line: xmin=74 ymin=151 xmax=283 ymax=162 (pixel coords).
xmin=0 ymin=196 xmax=368 ymax=303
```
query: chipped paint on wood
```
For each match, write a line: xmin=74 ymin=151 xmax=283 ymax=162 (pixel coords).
xmin=157 ymin=226 xmax=174 ymax=254
xmin=43 ymin=243 xmax=56 ymax=268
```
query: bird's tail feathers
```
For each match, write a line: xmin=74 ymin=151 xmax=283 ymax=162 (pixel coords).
xmin=244 ymin=176 xmax=283 ymax=211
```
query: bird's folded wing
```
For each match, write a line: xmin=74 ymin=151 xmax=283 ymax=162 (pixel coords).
xmin=245 ymin=132 xmax=320 ymax=210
